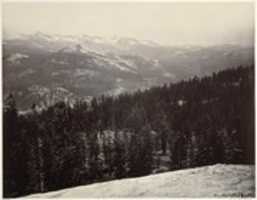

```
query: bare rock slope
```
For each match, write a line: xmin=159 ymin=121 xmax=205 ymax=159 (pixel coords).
xmin=27 ymin=164 xmax=255 ymax=198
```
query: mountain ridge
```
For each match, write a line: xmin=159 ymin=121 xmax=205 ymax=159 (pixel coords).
xmin=3 ymin=32 xmax=254 ymax=109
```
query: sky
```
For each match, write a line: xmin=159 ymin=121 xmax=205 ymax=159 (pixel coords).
xmin=2 ymin=2 xmax=255 ymax=46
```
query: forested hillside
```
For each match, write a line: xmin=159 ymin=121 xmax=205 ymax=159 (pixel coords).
xmin=3 ymin=65 xmax=254 ymax=197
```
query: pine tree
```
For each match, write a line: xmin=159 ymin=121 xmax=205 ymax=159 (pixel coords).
xmin=3 ymin=94 xmax=28 ymax=197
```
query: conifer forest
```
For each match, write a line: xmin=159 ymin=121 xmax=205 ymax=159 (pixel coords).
xmin=3 ymin=65 xmax=254 ymax=197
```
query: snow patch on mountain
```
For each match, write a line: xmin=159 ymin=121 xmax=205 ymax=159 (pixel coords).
xmin=163 ymin=72 xmax=176 ymax=79
xmin=51 ymin=58 xmax=68 ymax=65
xmin=92 ymin=54 xmax=138 ymax=74
xmin=18 ymin=69 xmax=36 ymax=78
xmin=73 ymin=69 xmax=98 ymax=78
xmin=7 ymin=53 xmax=29 ymax=64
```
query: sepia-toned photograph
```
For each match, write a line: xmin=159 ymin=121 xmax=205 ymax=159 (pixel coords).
xmin=2 ymin=1 xmax=255 ymax=198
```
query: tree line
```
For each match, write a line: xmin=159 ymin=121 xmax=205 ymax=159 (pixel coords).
xmin=3 ymin=65 xmax=254 ymax=197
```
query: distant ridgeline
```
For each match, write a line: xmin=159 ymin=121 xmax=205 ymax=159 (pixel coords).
xmin=3 ymin=65 xmax=254 ymax=197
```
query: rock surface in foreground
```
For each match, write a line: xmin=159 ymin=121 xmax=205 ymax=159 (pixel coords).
xmin=27 ymin=164 xmax=255 ymax=198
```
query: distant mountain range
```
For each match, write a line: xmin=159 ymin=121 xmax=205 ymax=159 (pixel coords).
xmin=3 ymin=32 xmax=254 ymax=110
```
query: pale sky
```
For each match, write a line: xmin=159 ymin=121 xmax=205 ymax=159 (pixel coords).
xmin=3 ymin=2 xmax=255 ymax=46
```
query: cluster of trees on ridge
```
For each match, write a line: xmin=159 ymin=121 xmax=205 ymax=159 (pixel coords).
xmin=3 ymin=65 xmax=254 ymax=197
